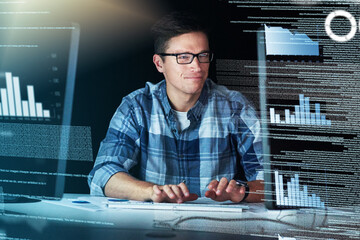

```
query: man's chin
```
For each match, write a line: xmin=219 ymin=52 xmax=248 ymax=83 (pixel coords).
xmin=184 ymin=79 xmax=206 ymax=91
xmin=183 ymin=87 xmax=204 ymax=96
xmin=184 ymin=76 xmax=207 ymax=85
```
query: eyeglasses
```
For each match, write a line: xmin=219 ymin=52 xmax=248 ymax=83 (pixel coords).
xmin=157 ymin=52 xmax=213 ymax=64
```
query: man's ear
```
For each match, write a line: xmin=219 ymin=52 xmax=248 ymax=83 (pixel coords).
xmin=153 ymin=54 xmax=164 ymax=73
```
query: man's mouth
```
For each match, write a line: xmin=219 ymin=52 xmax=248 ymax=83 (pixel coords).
xmin=185 ymin=76 xmax=203 ymax=79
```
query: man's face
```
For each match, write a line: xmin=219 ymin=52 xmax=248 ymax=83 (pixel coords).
xmin=153 ymin=31 xmax=210 ymax=102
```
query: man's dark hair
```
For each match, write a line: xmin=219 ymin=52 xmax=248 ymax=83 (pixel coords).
xmin=151 ymin=11 xmax=210 ymax=54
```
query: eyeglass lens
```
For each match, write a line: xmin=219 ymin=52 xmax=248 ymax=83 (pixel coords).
xmin=177 ymin=53 xmax=212 ymax=64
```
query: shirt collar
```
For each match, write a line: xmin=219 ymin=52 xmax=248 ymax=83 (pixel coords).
xmin=159 ymin=80 xmax=173 ymax=118
xmin=159 ymin=79 xmax=210 ymax=122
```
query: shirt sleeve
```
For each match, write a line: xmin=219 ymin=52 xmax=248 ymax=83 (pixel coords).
xmin=236 ymin=103 xmax=264 ymax=182
xmin=88 ymin=97 xmax=141 ymax=196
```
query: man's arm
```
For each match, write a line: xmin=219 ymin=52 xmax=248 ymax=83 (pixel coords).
xmin=89 ymin=95 xmax=199 ymax=203
xmin=205 ymin=177 xmax=264 ymax=203
xmin=105 ymin=172 xmax=198 ymax=203
xmin=204 ymin=99 xmax=264 ymax=203
xmin=104 ymin=172 xmax=154 ymax=201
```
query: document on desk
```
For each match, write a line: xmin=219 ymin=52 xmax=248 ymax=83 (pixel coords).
xmin=107 ymin=197 xmax=249 ymax=212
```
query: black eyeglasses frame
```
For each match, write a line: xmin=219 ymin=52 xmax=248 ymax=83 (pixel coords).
xmin=157 ymin=52 xmax=214 ymax=64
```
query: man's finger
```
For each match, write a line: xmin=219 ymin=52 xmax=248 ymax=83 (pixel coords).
xmin=207 ymin=179 xmax=219 ymax=190
xmin=178 ymin=182 xmax=190 ymax=197
xmin=162 ymin=185 xmax=176 ymax=199
xmin=153 ymin=185 xmax=162 ymax=195
xmin=184 ymin=193 xmax=198 ymax=202
xmin=216 ymin=177 xmax=228 ymax=195
xmin=226 ymin=179 xmax=237 ymax=193
xmin=151 ymin=185 xmax=167 ymax=203
xmin=205 ymin=190 xmax=217 ymax=200
xmin=171 ymin=185 xmax=184 ymax=201
xmin=238 ymin=184 xmax=245 ymax=195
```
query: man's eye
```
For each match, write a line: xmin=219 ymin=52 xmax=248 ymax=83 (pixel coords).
xmin=178 ymin=54 xmax=191 ymax=59
xmin=199 ymin=53 xmax=209 ymax=57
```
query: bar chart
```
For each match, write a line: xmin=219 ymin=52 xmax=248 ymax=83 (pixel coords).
xmin=269 ymin=94 xmax=331 ymax=126
xmin=274 ymin=170 xmax=325 ymax=208
xmin=0 ymin=72 xmax=50 ymax=119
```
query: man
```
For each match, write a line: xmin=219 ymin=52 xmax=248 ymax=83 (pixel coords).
xmin=88 ymin=11 xmax=264 ymax=203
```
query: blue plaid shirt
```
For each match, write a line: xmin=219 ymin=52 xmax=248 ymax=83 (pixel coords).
xmin=88 ymin=79 xmax=263 ymax=197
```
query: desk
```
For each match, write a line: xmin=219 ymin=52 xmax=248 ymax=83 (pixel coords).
xmin=1 ymin=194 xmax=359 ymax=239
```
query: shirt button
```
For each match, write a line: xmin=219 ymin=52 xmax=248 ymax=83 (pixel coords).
xmin=179 ymin=154 xmax=184 ymax=158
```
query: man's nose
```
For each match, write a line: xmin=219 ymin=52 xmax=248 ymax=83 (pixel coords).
xmin=190 ymin=56 xmax=201 ymax=71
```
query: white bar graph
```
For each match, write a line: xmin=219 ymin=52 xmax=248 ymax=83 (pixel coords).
xmin=13 ymin=76 xmax=22 ymax=116
xmin=269 ymin=94 xmax=331 ymax=126
xmin=275 ymin=171 xmax=280 ymax=205
xmin=22 ymin=101 xmax=29 ymax=117
xmin=6 ymin=72 xmax=15 ymax=116
xmin=290 ymin=115 xmax=295 ymax=124
xmin=285 ymin=109 xmax=290 ymax=123
xmin=43 ymin=109 xmax=50 ymax=118
xmin=275 ymin=114 xmax=280 ymax=123
xmin=295 ymin=105 xmax=300 ymax=124
xmin=0 ymin=72 xmax=51 ymax=119
xmin=274 ymin=170 xmax=325 ymax=208
xmin=27 ymin=85 xmax=36 ymax=117
xmin=36 ymin=103 xmax=43 ymax=117
xmin=279 ymin=174 xmax=284 ymax=206
xmin=270 ymin=108 xmax=275 ymax=123
xmin=1 ymin=88 xmax=9 ymax=116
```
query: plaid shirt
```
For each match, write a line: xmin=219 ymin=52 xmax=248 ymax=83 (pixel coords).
xmin=88 ymin=79 xmax=263 ymax=197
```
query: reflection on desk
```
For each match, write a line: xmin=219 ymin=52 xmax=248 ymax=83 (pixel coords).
xmin=1 ymin=194 xmax=359 ymax=239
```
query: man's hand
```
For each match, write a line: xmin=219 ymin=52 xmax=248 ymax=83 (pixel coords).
xmin=150 ymin=182 xmax=198 ymax=203
xmin=205 ymin=177 xmax=246 ymax=203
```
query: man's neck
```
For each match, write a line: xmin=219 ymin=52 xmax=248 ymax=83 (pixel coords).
xmin=167 ymin=91 xmax=201 ymax=112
